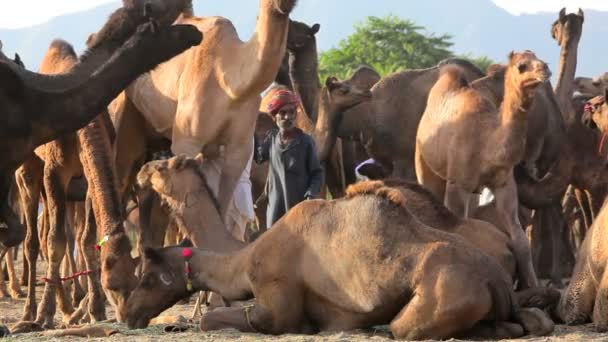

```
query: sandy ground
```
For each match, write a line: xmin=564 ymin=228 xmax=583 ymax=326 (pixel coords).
xmin=0 ymin=253 xmax=604 ymax=341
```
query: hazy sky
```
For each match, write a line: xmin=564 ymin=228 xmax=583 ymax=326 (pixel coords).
xmin=0 ymin=0 xmax=607 ymax=29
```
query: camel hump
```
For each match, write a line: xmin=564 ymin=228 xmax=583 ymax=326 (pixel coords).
xmin=437 ymin=65 xmax=470 ymax=91
xmin=345 ymin=180 xmax=406 ymax=208
xmin=48 ymin=39 xmax=77 ymax=59
xmin=437 ymin=58 xmax=485 ymax=78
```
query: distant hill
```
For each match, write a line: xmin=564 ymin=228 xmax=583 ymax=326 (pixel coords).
xmin=0 ymin=0 xmax=606 ymax=77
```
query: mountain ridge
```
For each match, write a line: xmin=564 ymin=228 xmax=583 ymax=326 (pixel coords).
xmin=0 ymin=1 xmax=605 ymax=77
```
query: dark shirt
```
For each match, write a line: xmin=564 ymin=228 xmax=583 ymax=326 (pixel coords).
xmin=255 ymin=128 xmax=323 ymax=228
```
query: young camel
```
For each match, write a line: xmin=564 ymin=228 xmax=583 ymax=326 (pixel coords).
xmin=416 ymin=51 xmax=551 ymax=289
xmin=124 ymin=155 xmax=553 ymax=339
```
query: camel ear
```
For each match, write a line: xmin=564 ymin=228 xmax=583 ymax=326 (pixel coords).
xmin=13 ymin=53 xmax=23 ymax=68
xmin=179 ymin=238 xmax=193 ymax=248
xmin=310 ymin=24 xmax=320 ymax=35
xmin=508 ymin=51 xmax=515 ymax=61
xmin=604 ymin=87 xmax=608 ymax=101
xmin=144 ymin=247 xmax=164 ymax=264
xmin=559 ymin=8 xmax=566 ymax=19
xmin=325 ymin=76 xmax=340 ymax=90
xmin=578 ymin=8 xmax=584 ymax=20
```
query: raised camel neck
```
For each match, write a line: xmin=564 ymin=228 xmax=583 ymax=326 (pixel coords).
xmin=554 ymin=33 xmax=581 ymax=121
xmin=491 ymin=69 xmax=535 ymax=164
xmin=186 ymin=247 xmax=253 ymax=300
xmin=172 ymin=187 xmax=246 ymax=253
xmin=313 ymin=88 xmax=340 ymax=161
xmin=230 ymin=0 xmax=291 ymax=97
xmin=289 ymin=35 xmax=320 ymax=121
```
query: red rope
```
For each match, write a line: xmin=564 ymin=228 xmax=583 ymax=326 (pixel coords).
xmin=41 ymin=270 xmax=95 ymax=284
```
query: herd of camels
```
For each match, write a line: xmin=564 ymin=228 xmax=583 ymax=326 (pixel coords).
xmin=1 ymin=0 xmax=608 ymax=339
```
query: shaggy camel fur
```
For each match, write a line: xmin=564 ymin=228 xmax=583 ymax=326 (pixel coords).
xmin=416 ymin=51 xmax=551 ymax=289
xmin=555 ymin=200 xmax=608 ymax=330
xmin=113 ymin=0 xmax=297 ymax=226
xmin=124 ymin=157 xmax=554 ymax=339
xmin=0 ymin=0 xmax=199 ymax=252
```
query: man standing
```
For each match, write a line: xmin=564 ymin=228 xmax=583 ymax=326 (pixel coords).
xmin=255 ymin=90 xmax=323 ymax=228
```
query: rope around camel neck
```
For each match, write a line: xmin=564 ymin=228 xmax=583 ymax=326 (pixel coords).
xmin=41 ymin=270 xmax=95 ymax=284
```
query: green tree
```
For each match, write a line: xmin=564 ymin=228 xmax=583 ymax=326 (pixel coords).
xmin=319 ymin=15 xmax=495 ymax=80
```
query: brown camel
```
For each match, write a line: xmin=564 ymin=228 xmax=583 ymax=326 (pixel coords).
xmin=555 ymin=200 xmax=608 ymax=330
xmin=125 ymin=170 xmax=553 ymax=339
xmin=13 ymin=1 xmax=203 ymax=326
xmin=574 ymin=72 xmax=608 ymax=97
xmin=416 ymin=51 xmax=552 ymax=289
xmin=0 ymin=0 xmax=201 ymax=255
xmin=112 ymin=0 xmax=297 ymax=228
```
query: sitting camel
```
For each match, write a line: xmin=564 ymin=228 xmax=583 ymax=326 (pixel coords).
xmin=574 ymin=73 xmax=608 ymax=97
xmin=416 ymin=51 xmax=551 ymax=290
xmin=555 ymin=199 xmax=608 ymax=330
xmin=124 ymin=156 xmax=554 ymax=339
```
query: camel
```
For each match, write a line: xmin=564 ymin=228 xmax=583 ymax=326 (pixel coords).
xmin=11 ymin=1 xmax=203 ymax=326
xmin=555 ymin=200 xmax=608 ymax=330
xmin=574 ymin=72 xmax=608 ymax=97
xmin=112 ymin=0 xmax=298 ymax=230
xmin=125 ymin=161 xmax=553 ymax=339
xmin=0 ymin=0 xmax=201 ymax=255
xmin=416 ymin=51 xmax=552 ymax=289
xmin=582 ymin=92 xmax=608 ymax=132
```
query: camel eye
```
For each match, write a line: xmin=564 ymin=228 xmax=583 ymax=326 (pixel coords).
xmin=518 ymin=63 xmax=528 ymax=73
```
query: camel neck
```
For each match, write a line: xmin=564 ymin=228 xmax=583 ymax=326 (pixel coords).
xmin=289 ymin=40 xmax=321 ymax=121
xmin=173 ymin=189 xmax=245 ymax=253
xmin=188 ymin=247 xmax=253 ymax=301
xmin=313 ymin=88 xmax=340 ymax=162
xmin=555 ymin=37 xmax=581 ymax=121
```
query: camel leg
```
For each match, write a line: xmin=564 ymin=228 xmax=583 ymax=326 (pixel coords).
xmin=389 ymin=268 xmax=509 ymax=340
xmin=592 ymin=266 xmax=608 ymax=331
xmin=414 ymin=146 xmax=445 ymax=200
xmin=0 ymin=256 xmax=8 ymax=298
xmin=82 ymin=196 xmax=106 ymax=322
xmin=494 ymin=174 xmax=538 ymax=289
xmin=444 ymin=181 xmax=470 ymax=217
xmin=64 ymin=202 xmax=85 ymax=306
xmin=6 ymin=247 xmax=24 ymax=298
xmin=556 ymin=260 xmax=596 ymax=325
xmin=202 ymin=284 xmax=303 ymax=334
xmin=15 ymin=158 xmax=43 ymax=321
xmin=35 ymin=166 xmax=73 ymax=328
xmin=547 ymin=204 xmax=565 ymax=288
xmin=20 ymin=247 xmax=28 ymax=287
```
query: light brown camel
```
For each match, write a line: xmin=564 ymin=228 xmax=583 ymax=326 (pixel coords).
xmin=0 ymin=0 xmax=201 ymax=253
xmin=416 ymin=51 xmax=551 ymax=289
xmin=125 ymin=170 xmax=553 ymax=339
xmin=112 ymin=0 xmax=297 ymax=227
xmin=13 ymin=1 xmax=203 ymax=326
xmin=555 ymin=200 xmax=608 ymax=330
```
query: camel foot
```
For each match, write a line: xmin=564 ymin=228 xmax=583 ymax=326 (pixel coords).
xmin=10 ymin=287 xmax=26 ymax=299
xmin=21 ymin=306 xmax=36 ymax=323
xmin=512 ymin=308 xmax=554 ymax=336
xmin=0 ymin=287 xmax=9 ymax=298
xmin=468 ymin=321 xmax=524 ymax=339
xmin=515 ymin=287 xmax=561 ymax=309
xmin=10 ymin=321 xmax=44 ymax=334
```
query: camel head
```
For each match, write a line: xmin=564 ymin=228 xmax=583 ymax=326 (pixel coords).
xmin=137 ymin=154 xmax=214 ymax=209
xmin=574 ymin=73 xmax=608 ymax=97
xmin=269 ymin=0 xmax=298 ymax=15
xmin=123 ymin=0 xmax=193 ymax=27
xmin=506 ymin=51 xmax=551 ymax=91
xmin=551 ymin=8 xmax=584 ymax=46
xmin=125 ymin=240 xmax=196 ymax=329
xmin=325 ymin=76 xmax=373 ymax=114
xmin=287 ymin=20 xmax=320 ymax=51
xmin=582 ymin=92 xmax=608 ymax=132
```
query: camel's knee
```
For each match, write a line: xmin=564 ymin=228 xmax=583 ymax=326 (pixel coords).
xmin=201 ymin=305 xmax=273 ymax=333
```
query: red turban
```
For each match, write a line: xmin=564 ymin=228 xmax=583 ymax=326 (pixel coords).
xmin=266 ymin=89 xmax=299 ymax=114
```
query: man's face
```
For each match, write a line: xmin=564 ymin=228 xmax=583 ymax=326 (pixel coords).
xmin=274 ymin=104 xmax=297 ymax=131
